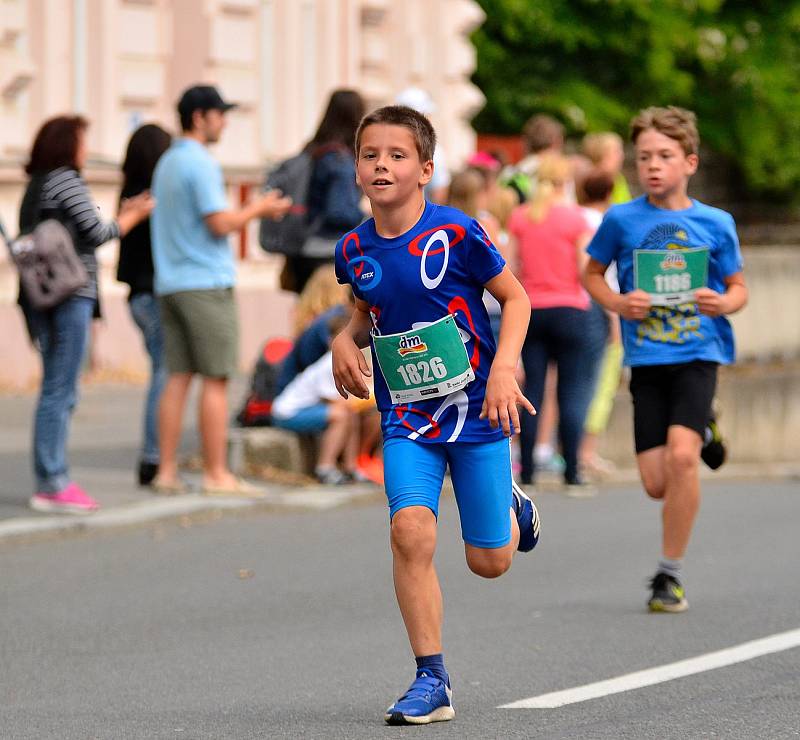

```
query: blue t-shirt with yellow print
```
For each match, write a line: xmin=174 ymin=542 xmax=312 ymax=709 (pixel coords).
xmin=334 ymin=202 xmax=506 ymax=444
xmin=587 ymin=196 xmax=744 ymax=367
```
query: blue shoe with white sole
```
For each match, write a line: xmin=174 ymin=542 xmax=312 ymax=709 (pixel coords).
xmin=384 ymin=671 xmax=455 ymax=725
xmin=512 ymin=481 xmax=540 ymax=552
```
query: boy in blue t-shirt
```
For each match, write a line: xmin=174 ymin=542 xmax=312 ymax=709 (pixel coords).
xmin=584 ymin=106 xmax=748 ymax=613
xmin=332 ymin=106 xmax=539 ymax=725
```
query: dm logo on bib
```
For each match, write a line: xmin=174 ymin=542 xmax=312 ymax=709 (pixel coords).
xmin=397 ymin=335 xmax=427 ymax=356
xmin=660 ymin=253 xmax=687 ymax=270
xmin=348 ymin=256 xmax=382 ymax=291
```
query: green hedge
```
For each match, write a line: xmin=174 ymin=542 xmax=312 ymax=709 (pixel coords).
xmin=471 ymin=0 xmax=800 ymax=201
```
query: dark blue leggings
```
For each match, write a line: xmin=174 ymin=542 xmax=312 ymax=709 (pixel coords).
xmin=519 ymin=305 xmax=605 ymax=484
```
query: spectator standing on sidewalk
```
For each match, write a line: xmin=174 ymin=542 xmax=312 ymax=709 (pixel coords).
xmin=281 ymin=89 xmax=366 ymax=293
xmin=116 ymin=123 xmax=172 ymax=487
xmin=20 ymin=115 xmax=154 ymax=514
xmin=501 ymin=114 xmax=565 ymax=203
xmin=582 ymin=132 xmax=632 ymax=205
xmin=508 ymin=153 xmax=596 ymax=494
xmin=150 ymin=85 xmax=291 ymax=496
xmin=577 ymin=169 xmax=624 ymax=478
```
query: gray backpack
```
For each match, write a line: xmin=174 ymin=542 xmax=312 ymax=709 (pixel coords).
xmin=1 ymin=217 xmax=88 ymax=311
xmin=258 ymin=151 xmax=317 ymax=256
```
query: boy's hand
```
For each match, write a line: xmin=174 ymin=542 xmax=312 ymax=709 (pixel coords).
xmin=694 ymin=287 xmax=727 ymax=317
xmin=480 ymin=365 xmax=536 ymax=436
xmin=331 ymin=332 xmax=371 ymax=400
xmin=616 ymin=289 xmax=652 ymax=321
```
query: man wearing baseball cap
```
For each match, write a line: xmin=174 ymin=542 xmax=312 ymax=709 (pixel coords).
xmin=150 ymin=84 xmax=291 ymax=496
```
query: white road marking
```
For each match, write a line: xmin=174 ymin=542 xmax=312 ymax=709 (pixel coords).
xmin=500 ymin=627 xmax=800 ymax=709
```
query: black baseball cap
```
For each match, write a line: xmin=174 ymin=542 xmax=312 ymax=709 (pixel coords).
xmin=177 ymin=85 xmax=237 ymax=119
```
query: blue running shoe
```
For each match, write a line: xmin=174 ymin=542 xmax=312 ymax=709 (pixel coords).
xmin=384 ymin=671 xmax=454 ymax=725
xmin=512 ymin=481 xmax=540 ymax=552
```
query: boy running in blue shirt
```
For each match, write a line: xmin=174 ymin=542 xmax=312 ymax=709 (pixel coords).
xmin=583 ymin=106 xmax=748 ymax=613
xmin=332 ymin=106 xmax=539 ymax=725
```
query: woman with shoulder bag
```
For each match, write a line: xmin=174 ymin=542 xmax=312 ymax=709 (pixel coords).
xmin=282 ymin=89 xmax=366 ymax=293
xmin=19 ymin=115 xmax=153 ymax=514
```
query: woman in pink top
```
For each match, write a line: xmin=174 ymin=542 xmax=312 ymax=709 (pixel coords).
xmin=508 ymin=154 xmax=595 ymax=491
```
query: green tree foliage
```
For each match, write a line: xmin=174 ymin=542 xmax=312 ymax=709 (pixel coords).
xmin=471 ymin=0 xmax=800 ymax=199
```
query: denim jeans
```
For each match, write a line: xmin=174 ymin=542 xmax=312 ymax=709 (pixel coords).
xmin=519 ymin=306 xmax=596 ymax=485
xmin=128 ymin=292 xmax=166 ymax=464
xmin=584 ymin=300 xmax=611 ymax=406
xmin=32 ymin=296 xmax=95 ymax=493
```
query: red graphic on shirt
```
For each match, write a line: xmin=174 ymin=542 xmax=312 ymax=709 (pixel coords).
xmin=342 ymin=232 xmax=365 ymax=277
xmin=369 ymin=306 xmax=381 ymax=331
xmin=408 ymin=224 xmax=466 ymax=256
xmin=448 ymin=295 xmax=480 ymax=370
xmin=393 ymin=405 xmax=442 ymax=439
xmin=476 ymin=222 xmax=492 ymax=247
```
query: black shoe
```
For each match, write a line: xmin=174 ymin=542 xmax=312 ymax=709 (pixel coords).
xmin=648 ymin=572 xmax=688 ymax=613
xmin=701 ymin=418 xmax=726 ymax=470
xmin=138 ymin=461 xmax=159 ymax=487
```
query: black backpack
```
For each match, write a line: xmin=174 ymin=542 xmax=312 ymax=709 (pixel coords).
xmin=258 ymin=151 xmax=316 ymax=256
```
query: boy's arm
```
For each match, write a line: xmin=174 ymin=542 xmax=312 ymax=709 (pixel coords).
xmin=481 ymin=266 xmax=536 ymax=436
xmin=331 ymin=295 xmax=372 ymax=400
xmin=694 ymin=272 xmax=747 ymax=316
xmin=583 ymin=258 xmax=652 ymax=321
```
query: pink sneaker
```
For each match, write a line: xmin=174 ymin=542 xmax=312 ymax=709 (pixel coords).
xmin=29 ymin=483 xmax=99 ymax=514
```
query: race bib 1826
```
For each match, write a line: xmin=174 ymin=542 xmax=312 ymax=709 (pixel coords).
xmin=372 ymin=314 xmax=474 ymax=404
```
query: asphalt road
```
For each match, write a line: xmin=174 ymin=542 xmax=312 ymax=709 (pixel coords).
xmin=1 ymin=480 xmax=799 ymax=739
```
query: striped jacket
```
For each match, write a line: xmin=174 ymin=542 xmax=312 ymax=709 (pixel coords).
xmin=19 ymin=167 xmax=120 ymax=303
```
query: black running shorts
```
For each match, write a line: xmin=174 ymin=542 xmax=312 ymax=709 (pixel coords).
xmin=629 ymin=360 xmax=718 ymax=453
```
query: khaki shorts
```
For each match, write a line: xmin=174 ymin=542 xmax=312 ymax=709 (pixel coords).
xmin=159 ymin=288 xmax=239 ymax=378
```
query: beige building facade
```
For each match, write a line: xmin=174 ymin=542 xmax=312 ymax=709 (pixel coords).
xmin=0 ymin=0 xmax=485 ymax=387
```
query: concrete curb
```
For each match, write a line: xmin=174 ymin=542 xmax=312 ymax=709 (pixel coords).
xmin=0 ymin=485 xmax=383 ymax=545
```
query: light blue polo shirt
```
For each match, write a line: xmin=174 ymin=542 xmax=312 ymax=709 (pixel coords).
xmin=151 ymin=138 xmax=235 ymax=295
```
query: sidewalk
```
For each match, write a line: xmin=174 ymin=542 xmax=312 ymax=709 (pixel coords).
xmin=2 ymin=380 xmax=797 ymax=545
xmin=0 ymin=380 xmax=382 ymax=544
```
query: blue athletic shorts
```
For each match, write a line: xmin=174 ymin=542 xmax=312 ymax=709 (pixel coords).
xmin=271 ymin=403 xmax=329 ymax=434
xmin=383 ymin=437 xmax=513 ymax=549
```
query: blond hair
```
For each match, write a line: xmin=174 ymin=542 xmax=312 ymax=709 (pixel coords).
xmin=293 ymin=265 xmax=349 ymax=335
xmin=527 ymin=154 xmax=572 ymax=222
xmin=487 ymin=186 xmax=518 ymax=229
xmin=630 ymin=106 xmax=699 ymax=156
xmin=582 ymin=132 xmax=623 ymax=165
xmin=446 ymin=169 xmax=483 ymax=218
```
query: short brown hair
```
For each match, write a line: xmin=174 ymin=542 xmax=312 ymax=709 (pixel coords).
xmin=25 ymin=115 xmax=89 ymax=175
xmin=354 ymin=105 xmax=436 ymax=163
xmin=522 ymin=114 xmax=564 ymax=154
xmin=630 ymin=106 xmax=699 ymax=156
